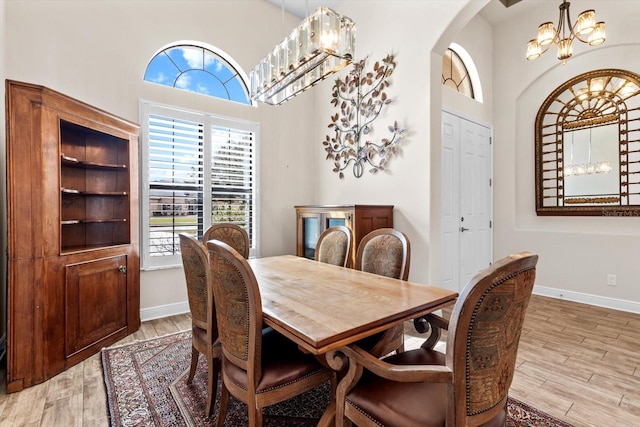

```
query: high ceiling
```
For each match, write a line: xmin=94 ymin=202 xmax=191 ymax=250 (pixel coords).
xmin=264 ymin=0 xmax=342 ymax=19
xmin=263 ymin=0 xmax=535 ymax=27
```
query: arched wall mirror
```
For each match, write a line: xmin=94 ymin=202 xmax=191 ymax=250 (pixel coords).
xmin=535 ymin=69 xmax=640 ymax=216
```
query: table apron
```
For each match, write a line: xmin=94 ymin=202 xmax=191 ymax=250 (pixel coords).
xmin=263 ymin=298 xmax=456 ymax=355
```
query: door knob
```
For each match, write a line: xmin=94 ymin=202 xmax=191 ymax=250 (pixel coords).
xmin=460 ymin=227 xmax=469 ymax=232
xmin=118 ymin=265 xmax=127 ymax=275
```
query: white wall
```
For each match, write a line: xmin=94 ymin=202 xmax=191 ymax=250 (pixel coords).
xmin=321 ymin=0 xmax=640 ymax=312
xmin=2 ymin=0 xmax=317 ymax=317
xmin=314 ymin=0 xmax=485 ymax=286
xmin=492 ymin=0 xmax=640 ymax=312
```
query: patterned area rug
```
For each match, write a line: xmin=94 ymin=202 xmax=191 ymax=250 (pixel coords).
xmin=101 ymin=331 xmax=573 ymax=426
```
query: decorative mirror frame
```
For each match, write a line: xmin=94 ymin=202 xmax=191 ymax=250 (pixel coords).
xmin=535 ymin=69 xmax=640 ymax=216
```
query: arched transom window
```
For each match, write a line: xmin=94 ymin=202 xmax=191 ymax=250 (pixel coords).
xmin=441 ymin=43 xmax=483 ymax=103
xmin=144 ymin=41 xmax=252 ymax=105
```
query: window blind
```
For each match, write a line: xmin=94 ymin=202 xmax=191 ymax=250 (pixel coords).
xmin=141 ymin=102 xmax=258 ymax=269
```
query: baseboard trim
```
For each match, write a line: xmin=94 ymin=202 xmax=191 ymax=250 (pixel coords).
xmin=534 ymin=285 xmax=640 ymax=314
xmin=140 ymin=301 xmax=190 ymax=322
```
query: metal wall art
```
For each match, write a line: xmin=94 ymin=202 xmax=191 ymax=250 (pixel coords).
xmin=323 ymin=53 xmax=406 ymax=179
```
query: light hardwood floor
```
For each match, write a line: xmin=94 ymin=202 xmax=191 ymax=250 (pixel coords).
xmin=0 ymin=294 xmax=639 ymax=426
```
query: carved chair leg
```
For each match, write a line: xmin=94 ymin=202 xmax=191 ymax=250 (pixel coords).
xmin=330 ymin=374 xmax=337 ymax=400
xmin=215 ymin=383 xmax=229 ymax=427
xmin=187 ymin=346 xmax=199 ymax=384
xmin=205 ymin=356 xmax=220 ymax=417
xmin=249 ymin=404 xmax=263 ymax=427
xmin=334 ymin=349 xmax=364 ymax=427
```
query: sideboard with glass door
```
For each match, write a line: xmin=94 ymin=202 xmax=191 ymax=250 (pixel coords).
xmin=294 ymin=205 xmax=394 ymax=268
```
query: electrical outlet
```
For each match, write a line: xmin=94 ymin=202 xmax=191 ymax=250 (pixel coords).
xmin=607 ymin=274 xmax=617 ymax=287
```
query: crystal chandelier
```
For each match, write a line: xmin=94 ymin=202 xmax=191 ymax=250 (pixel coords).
xmin=564 ymin=161 xmax=612 ymax=176
xmin=526 ymin=0 xmax=605 ymax=63
xmin=564 ymin=127 xmax=612 ymax=177
xmin=250 ymin=7 xmax=355 ymax=105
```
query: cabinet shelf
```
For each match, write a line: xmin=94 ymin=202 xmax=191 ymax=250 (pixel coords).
xmin=61 ymin=244 xmax=128 ymax=254
xmin=61 ymin=188 xmax=128 ymax=196
xmin=59 ymin=119 xmax=131 ymax=249
xmin=62 ymin=219 xmax=128 ymax=225
xmin=61 ymin=154 xmax=127 ymax=170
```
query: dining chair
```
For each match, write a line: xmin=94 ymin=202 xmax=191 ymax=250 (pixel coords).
xmin=335 ymin=252 xmax=539 ymax=427
xmin=178 ymin=233 xmax=221 ymax=417
xmin=207 ymin=239 xmax=336 ymax=427
xmin=315 ymin=225 xmax=353 ymax=268
xmin=355 ymin=227 xmax=411 ymax=280
xmin=203 ymin=223 xmax=250 ymax=258
xmin=354 ymin=228 xmax=411 ymax=356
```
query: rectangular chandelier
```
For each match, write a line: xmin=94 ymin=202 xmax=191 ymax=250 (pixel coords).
xmin=250 ymin=7 xmax=355 ymax=106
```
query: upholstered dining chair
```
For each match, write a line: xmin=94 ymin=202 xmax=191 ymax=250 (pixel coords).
xmin=334 ymin=252 xmax=539 ymax=427
xmin=203 ymin=223 xmax=250 ymax=258
xmin=315 ymin=225 xmax=353 ymax=268
xmin=355 ymin=227 xmax=411 ymax=280
xmin=354 ymin=228 xmax=411 ymax=356
xmin=179 ymin=233 xmax=220 ymax=417
xmin=207 ymin=239 xmax=336 ymax=427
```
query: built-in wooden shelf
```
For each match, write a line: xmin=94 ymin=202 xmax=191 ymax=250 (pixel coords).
xmin=6 ymin=80 xmax=140 ymax=393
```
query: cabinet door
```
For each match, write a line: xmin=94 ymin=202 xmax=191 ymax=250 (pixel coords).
xmin=324 ymin=211 xmax=352 ymax=229
xmin=64 ymin=255 xmax=128 ymax=359
xmin=296 ymin=209 xmax=354 ymax=260
xmin=298 ymin=213 xmax=321 ymax=259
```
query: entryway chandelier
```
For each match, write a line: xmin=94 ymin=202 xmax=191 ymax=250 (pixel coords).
xmin=526 ymin=0 xmax=605 ymax=63
xmin=250 ymin=6 xmax=355 ymax=105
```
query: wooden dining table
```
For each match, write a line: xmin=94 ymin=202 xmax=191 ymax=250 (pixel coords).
xmin=247 ymin=255 xmax=458 ymax=425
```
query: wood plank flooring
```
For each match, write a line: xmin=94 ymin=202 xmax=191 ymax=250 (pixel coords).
xmin=0 ymin=294 xmax=639 ymax=426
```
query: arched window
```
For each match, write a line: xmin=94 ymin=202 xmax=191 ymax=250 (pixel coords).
xmin=144 ymin=41 xmax=252 ymax=105
xmin=441 ymin=43 xmax=483 ymax=103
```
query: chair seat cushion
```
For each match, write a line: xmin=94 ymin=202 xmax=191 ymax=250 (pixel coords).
xmin=346 ymin=348 xmax=505 ymax=427
xmin=224 ymin=327 xmax=326 ymax=393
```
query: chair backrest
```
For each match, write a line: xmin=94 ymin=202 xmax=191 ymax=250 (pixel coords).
xmin=207 ymin=239 xmax=264 ymax=384
xmin=203 ymin=223 xmax=250 ymax=258
xmin=355 ymin=228 xmax=411 ymax=280
xmin=446 ymin=252 xmax=538 ymax=425
xmin=315 ymin=225 xmax=353 ymax=268
xmin=179 ymin=233 xmax=217 ymax=338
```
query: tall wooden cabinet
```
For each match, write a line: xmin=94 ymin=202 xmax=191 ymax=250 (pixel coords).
xmin=5 ymin=80 xmax=140 ymax=392
xmin=295 ymin=205 xmax=394 ymax=267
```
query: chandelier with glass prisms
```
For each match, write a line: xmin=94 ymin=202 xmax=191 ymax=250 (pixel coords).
xmin=250 ymin=7 xmax=355 ymax=105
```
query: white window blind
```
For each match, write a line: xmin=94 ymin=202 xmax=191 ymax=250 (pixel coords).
xmin=141 ymin=102 xmax=259 ymax=269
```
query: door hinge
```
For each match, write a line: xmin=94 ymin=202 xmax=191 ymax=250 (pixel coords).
xmin=489 ymin=178 xmax=492 ymax=187
xmin=489 ymin=220 xmax=492 ymax=228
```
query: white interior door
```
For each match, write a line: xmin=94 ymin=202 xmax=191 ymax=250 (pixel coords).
xmin=441 ymin=111 xmax=493 ymax=291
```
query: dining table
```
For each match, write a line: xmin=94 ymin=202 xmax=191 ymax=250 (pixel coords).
xmin=247 ymin=255 xmax=458 ymax=426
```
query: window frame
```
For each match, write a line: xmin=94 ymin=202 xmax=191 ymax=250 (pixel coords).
xmin=442 ymin=43 xmax=483 ymax=103
xmin=139 ymin=100 xmax=260 ymax=270
xmin=143 ymin=40 xmax=255 ymax=106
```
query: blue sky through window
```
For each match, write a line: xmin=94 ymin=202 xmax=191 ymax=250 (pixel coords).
xmin=144 ymin=43 xmax=251 ymax=105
